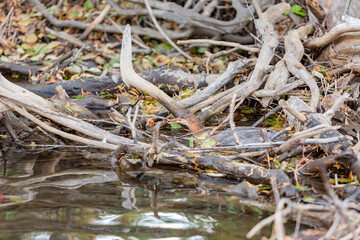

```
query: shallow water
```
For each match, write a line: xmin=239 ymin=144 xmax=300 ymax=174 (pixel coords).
xmin=0 ymin=149 xmax=272 ymax=239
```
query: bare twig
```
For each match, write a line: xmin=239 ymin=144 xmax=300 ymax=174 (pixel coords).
xmin=205 ymin=47 xmax=238 ymax=74
xmin=30 ymin=0 xmax=193 ymax=39
xmin=173 ymin=135 xmax=350 ymax=153
xmin=180 ymin=58 xmax=250 ymax=109
xmin=323 ymin=92 xmax=350 ymax=119
xmin=144 ymin=0 xmax=192 ymax=60
xmin=1 ymin=99 xmax=119 ymax=150
xmin=252 ymin=0 xmax=263 ymax=18
xmin=279 ymin=99 xmax=307 ymax=122
xmin=106 ymin=16 xmax=151 ymax=52
xmin=45 ymin=27 xmax=113 ymax=59
xmin=79 ymin=5 xmax=111 ymax=40
xmin=177 ymin=39 xmax=260 ymax=53
xmin=275 ymin=125 xmax=342 ymax=154
xmin=0 ymin=7 xmax=13 ymax=37
xmin=229 ymin=94 xmax=242 ymax=145
xmin=252 ymin=106 xmax=282 ymax=127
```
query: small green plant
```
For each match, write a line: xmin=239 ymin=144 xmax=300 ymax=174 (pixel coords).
xmin=259 ymin=185 xmax=271 ymax=190
xmin=285 ymin=4 xmax=307 ymax=17
xmin=295 ymin=183 xmax=308 ymax=189
xmin=274 ymin=159 xmax=281 ymax=168
xmin=85 ymin=0 xmax=94 ymax=11
xmin=72 ymin=95 xmax=84 ymax=99
xmin=189 ymin=136 xmax=194 ymax=148
xmin=241 ymin=109 xmax=254 ymax=114
xmin=248 ymin=206 xmax=263 ymax=216
xmin=197 ymin=47 xmax=208 ymax=54
xmin=170 ymin=123 xmax=182 ymax=130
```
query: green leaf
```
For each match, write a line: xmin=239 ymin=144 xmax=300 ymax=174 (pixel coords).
xmin=312 ymin=69 xmax=325 ymax=80
xmin=72 ymin=95 xmax=84 ymax=99
xmin=30 ymin=46 xmax=47 ymax=61
xmin=263 ymin=115 xmax=283 ymax=128
xmin=67 ymin=64 xmax=82 ymax=74
xmin=274 ymin=159 xmax=281 ymax=168
xmin=12 ymin=73 xmax=20 ymax=79
xmin=319 ymin=66 xmax=327 ymax=72
xmin=197 ymin=47 xmax=208 ymax=54
xmin=227 ymin=204 xmax=237 ymax=214
xmin=173 ymin=57 xmax=185 ymax=63
xmin=47 ymin=34 xmax=57 ymax=39
xmin=16 ymin=47 xmax=25 ymax=54
xmin=0 ymin=56 xmax=9 ymax=62
xmin=248 ymin=206 xmax=263 ymax=216
xmin=10 ymin=197 xmax=24 ymax=202
xmin=189 ymin=136 xmax=194 ymax=148
xmin=329 ymin=178 xmax=351 ymax=184
xmin=170 ymin=123 xmax=182 ymax=130
xmin=303 ymin=195 xmax=315 ymax=201
xmin=86 ymin=67 xmax=101 ymax=73
xmin=290 ymin=4 xmax=307 ymax=17
xmin=64 ymin=106 xmax=72 ymax=109
xmin=70 ymin=11 xmax=79 ymax=19
xmin=295 ymin=183 xmax=308 ymax=189
xmin=156 ymin=43 xmax=173 ymax=50
xmin=287 ymin=163 xmax=295 ymax=168
xmin=110 ymin=54 xmax=120 ymax=65
xmin=241 ymin=109 xmax=254 ymax=114
xmin=85 ymin=0 xmax=94 ymax=11
xmin=197 ymin=133 xmax=217 ymax=148
xmin=46 ymin=41 xmax=61 ymax=50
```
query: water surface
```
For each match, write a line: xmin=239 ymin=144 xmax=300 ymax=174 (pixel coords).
xmin=0 ymin=150 xmax=272 ymax=239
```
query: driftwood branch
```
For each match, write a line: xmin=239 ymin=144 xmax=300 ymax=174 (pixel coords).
xmin=120 ymin=25 xmax=186 ymax=117
xmin=177 ymin=39 xmax=260 ymax=53
xmin=198 ymin=2 xmax=290 ymax=121
xmin=0 ymin=73 xmax=149 ymax=149
xmin=304 ymin=16 xmax=360 ymax=49
xmin=283 ymin=24 xmax=320 ymax=111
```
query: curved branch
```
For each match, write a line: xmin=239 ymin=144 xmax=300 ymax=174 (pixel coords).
xmin=284 ymin=24 xmax=320 ymax=111
xmin=304 ymin=16 xmax=360 ymax=48
xmin=120 ymin=25 xmax=185 ymax=117
xmin=29 ymin=0 xmax=192 ymax=40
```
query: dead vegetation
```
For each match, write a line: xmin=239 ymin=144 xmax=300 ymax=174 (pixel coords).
xmin=1 ymin=0 xmax=360 ymax=238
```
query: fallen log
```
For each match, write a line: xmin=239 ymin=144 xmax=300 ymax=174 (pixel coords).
xmin=24 ymin=66 xmax=219 ymax=98
xmin=0 ymin=73 xmax=149 ymax=150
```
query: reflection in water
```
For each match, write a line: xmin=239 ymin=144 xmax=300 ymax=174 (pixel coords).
xmin=0 ymin=150 xmax=271 ymax=239
xmin=135 ymin=212 xmax=217 ymax=232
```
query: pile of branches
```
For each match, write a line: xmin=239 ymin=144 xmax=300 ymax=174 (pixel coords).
xmin=1 ymin=0 xmax=360 ymax=238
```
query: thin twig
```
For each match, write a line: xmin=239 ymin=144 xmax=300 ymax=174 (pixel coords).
xmin=229 ymin=93 xmax=242 ymax=145
xmin=143 ymin=0 xmax=192 ymax=60
xmin=205 ymin=47 xmax=238 ymax=74
xmin=80 ymin=5 xmax=111 ymax=39
xmin=323 ymin=92 xmax=349 ymax=120
xmin=252 ymin=106 xmax=282 ymax=127
xmin=177 ymin=39 xmax=260 ymax=53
